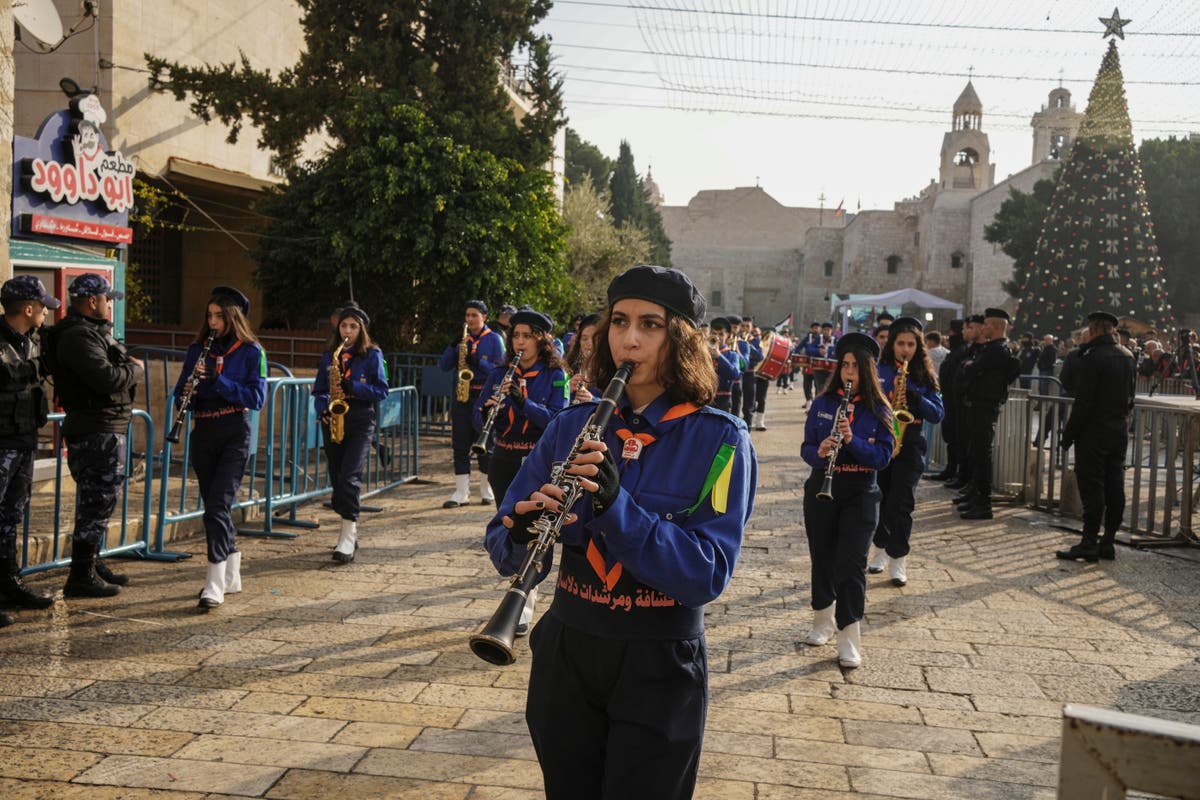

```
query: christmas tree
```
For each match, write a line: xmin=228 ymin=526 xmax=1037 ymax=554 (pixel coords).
xmin=1013 ymin=31 xmax=1174 ymax=337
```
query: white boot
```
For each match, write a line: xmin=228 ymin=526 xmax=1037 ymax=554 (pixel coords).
xmin=479 ymin=475 xmax=495 ymax=506
xmin=867 ymin=547 xmax=888 ymax=574
xmin=837 ymin=622 xmax=862 ymax=668
xmin=516 ymin=585 xmax=538 ymax=637
xmin=199 ymin=562 xmax=225 ymax=609
xmin=889 ymin=555 xmax=908 ymax=587
xmin=224 ymin=551 xmax=242 ymax=594
xmin=803 ymin=604 xmax=836 ymax=646
xmin=755 ymin=412 xmax=767 ymax=431
xmin=334 ymin=519 xmax=357 ymax=564
xmin=443 ymin=474 xmax=471 ymax=508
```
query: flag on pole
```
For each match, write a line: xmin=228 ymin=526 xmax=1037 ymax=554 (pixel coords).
xmin=834 ymin=198 xmax=845 ymax=217
xmin=773 ymin=312 xmax=793 ymax=330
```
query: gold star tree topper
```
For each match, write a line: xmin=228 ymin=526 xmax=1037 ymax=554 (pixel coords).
xmin=1099 ymin=7 xmax=1130 ymax=39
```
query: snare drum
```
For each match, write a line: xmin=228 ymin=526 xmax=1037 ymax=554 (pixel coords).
xmin=756 ymin=335 xmax=792 ymax=380
xmin=811 ymin=357 xmax=838 ymax=373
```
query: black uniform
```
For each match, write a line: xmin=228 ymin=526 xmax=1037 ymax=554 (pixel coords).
xmin=1060 ymin=334 xmax=1135 ymax=555
xmin=936 ymin=334 xmax=966 ymax=479
xmin=960 ymin=338 xmax=1019 ymax=511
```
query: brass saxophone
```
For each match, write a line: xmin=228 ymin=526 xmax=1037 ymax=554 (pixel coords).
xmin=456 ymin=323 xmax=473 ymax=403
xmin=327 ymin=337 xmax=350 ymax=444
xmin=892 ymin=358 xmax=915 ymax=457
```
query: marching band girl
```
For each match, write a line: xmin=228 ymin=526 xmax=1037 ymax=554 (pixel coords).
xmin=565 ymin=312 xmax=601 ymax=404
xmin=801 ymin=332 xmax=893 ymax=667
xmin=869 ymin=317 xmax=943 ymax=586
xmin=484 ymin=265 xmax=756 ymax=800
xmin=172 ymin=286 xmax=266 ymax=610
xmin=312 ymin=303 xmax=389 ymax=564
xmin=709 ymin=316 xmax=742 ymax=413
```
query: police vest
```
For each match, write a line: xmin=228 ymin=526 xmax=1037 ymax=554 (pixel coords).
xmin=0 ymin=335 xmax=48 ymax=436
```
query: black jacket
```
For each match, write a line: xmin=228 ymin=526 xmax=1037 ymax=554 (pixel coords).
xmin=0 ymin=319 xmax=48 ymax=449
xmin=1037 ymin=344 xmax=1057 ymax=373
xmin=48 ymin=312 xmax=139 ymax=438
xmin=1061 ymin=334 xmax=1135 ymax=448
xmin=962 ymin=338 xmax=1020 ymax=407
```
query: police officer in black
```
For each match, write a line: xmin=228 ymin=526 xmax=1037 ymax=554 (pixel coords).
xmin=47 ymin=273 xmax=142 ymax=597
xmin=958 ymin=308 xmax=1020 ymax=520
xmin=1056 ymin=311 xmax=1136 ymax=562
xmin=0 ymin=276 xmax=60 ymax=626
xmin=946 ymin=315 xmax=984 ymax=491
xmin=929 ymin=318 xmax=964 ymax=481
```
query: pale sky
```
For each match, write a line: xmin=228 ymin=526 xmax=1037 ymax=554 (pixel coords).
xmin=538 ymin=1 xmax=1200 ymax=211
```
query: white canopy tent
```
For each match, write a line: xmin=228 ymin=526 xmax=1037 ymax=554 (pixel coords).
xmin=831 ymin=288 xmax=964 ymax=333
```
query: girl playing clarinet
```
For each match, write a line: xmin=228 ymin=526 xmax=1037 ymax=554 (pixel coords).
xmin=312 ymin=302 xmax=389 ymax=563
xmin=868 ymin=317 xmax=943 ymax=587
xmin=173 ymin=286 xmax=266 ymax=610
xmin=801 ymin=331 xmax=893 ymax=667
xmin=564 ymin=312 xmax=601 ymax=404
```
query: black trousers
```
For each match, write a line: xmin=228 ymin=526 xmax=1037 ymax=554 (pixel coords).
xmin=802 ymin=372 xmax=816 ymax=401
xmin=190 ymin=414 xmax=251 ymax=564
xmin=966 ymin=404 xmax=1001 ymax=499
xmin=803 ymin=475 xmax=879 ymax=629
xmin=66 ymin=432 xmax=127 ymax=548
xmin=812 ymin=370 xmax=832 ymax=397
xmin=874 ymin=437 xmax=926 ymax=558
xmin=323 ymin=403 xmax=376 ymax=521
xmin=527 ymin=614 xmax=707 ymax=800
xmin=712 ymin=394 xmax=731 ymax=413
xmin=754 ymin=376 xmax=770 ymax=413
xmin=451 ymin=396 xmax=490 ymax=476
xmin=487 ymin=448 xmax=527 ymax=510
xmin=740 ymin=373 xmax=757 ymax=428
xmin=1074 ymin=431 xmax=1127 ymax=542
xmin=729 ymin=380 xmax=742 ymax=418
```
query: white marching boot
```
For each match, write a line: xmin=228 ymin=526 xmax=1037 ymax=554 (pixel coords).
xmin=224 ymin=551 xmax=242 ymax=594
xmin=479 ymin=475 xmax=495 ymax=506
xmin=867 ymin=547 xmax=888 ymax=574
xmin=803 ymin=604 xmax=836 ymax=646
xmin=198 ymin=562 xmax=226 ymax=609
xmin=754 ymin=412 xmax=767 ymax=431
xmin=889 ymin=555 xmax=908 ymax=586
xmin=516 ymin=585 xmax=538 ymax=637
xmin=334 ymin=519 xmax=357 ymax=564
xmin=443 ymin=474 xmax=471 ymax=508
xmin=837 ymin=622 xmax=863 ymax=668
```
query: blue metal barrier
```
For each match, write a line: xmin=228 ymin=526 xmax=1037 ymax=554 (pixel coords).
xmin=385 ymin=352 xmax=451 ymax=436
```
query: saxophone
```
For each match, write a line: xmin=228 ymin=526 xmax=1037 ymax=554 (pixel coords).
xmin=891 ymin=357 xmax=915 ymax=457
xmin=327 ymin=337 xmax=350 ymax=444
xmin=456 ymin=323 xmax=474 ymax=403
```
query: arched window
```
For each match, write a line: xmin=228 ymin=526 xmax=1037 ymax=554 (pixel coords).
xmin=886 ymin=255 xmax=901 ymax=274
xmin=824 ymin=260 xmax=834 ymax=277
xmin=954 ymin=148 xmax=979 ymax=166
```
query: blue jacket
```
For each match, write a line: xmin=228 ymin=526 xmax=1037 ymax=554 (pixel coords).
xmin=713 ymin=351 xmax=741 ymax=395
xmin=801 ymin=391 xmax=893 ymax=475
xmin=736 ymin=338 xmax=763 ymax=372
xmin=805 ymin=335 xmax=837 ymax=361
xmin=473 ymin=360 xmax=569 ymax=452
xmin=439 ymin=325 xmax=506 ymax=393
xmin=312 ymin=345 xmax=389 ymax=416
xmin=173 ymin=335 xmax=267 ymax=413
xmin=484 ymin=394 xmax=757 ymax=639
xmin=877 ymin=361 xmax=944 ymax=447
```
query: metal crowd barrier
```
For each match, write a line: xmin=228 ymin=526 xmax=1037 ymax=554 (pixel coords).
xmin=19 ymin=410 xmax=166 ymax=573
xmin=385 ymin=351 xmax=452 ymax=437
xmin=1136 ymin=374 xmax=1198 ymax=398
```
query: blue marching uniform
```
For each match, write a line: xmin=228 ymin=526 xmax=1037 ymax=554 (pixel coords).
xmin=485 ymin=395 xmax=756 ymax=800
xmin=873 ymin=363 xmax=943 ymax=560
xmin=806 ymin=336 xmax=837 ymax=394
xmin=440 ymin=326 xmax=506 ymax=476
xmin=802 ymin=392 xmax=893 ymax=630
xmin=313 ymin=345 xmax=389 ymax=521
xmin=739 ymin=335 xmax=763 ymax=428
xmin=711 ymin=349 xmax=741 ymax=412
xmin=473 ymin=360 xmax=569 ymax=508
xmin=173 ymin=336 xmax=267 ymax=564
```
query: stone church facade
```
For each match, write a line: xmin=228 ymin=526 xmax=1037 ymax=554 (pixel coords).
xmin=658 ymin=83 xmax=1083 ymax=330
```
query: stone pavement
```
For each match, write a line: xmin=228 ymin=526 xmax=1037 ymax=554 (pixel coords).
xmin=1 ymin=388 xmax=1198 ymax=799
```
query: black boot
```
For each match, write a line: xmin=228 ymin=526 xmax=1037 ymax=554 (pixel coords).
xmin=0 ymin=556 xmax=54 ymax=609
xmin=0 ymin=610 xmax=12 ymax=628
xmin=1098 ymin=531 xmax=1117 ymax=561
xmin=960 ymin=500 xmax=994 ymax=520
xmin=1056 ymin=539 xmax=1100 ymax=563
xmin=63 ymin=542 xmax=120 ymax=598
xmin=94 ymin=560 xmax=130 ymax=587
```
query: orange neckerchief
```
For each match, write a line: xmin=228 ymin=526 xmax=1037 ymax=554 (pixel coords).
xmin=502 ymin=363 xmax=541 ymax=436
xmin=214 ymin=339 xmax=243 ymax=375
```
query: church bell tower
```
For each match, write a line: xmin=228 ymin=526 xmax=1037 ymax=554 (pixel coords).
xmin=939 ymin=81 xmax=995 ymax=192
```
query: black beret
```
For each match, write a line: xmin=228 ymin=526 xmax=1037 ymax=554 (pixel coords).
xmin=210 ymin=285 xmax=250 ymax=315
xmin=984 ymin=307 xmax=1011 ymax=321
xmin=465 ymin=299 xmax=488 ymax=315
xmin=709 ymin=316 xmax=732 ymax=332
xmin=607 ymin=265 xmax=706 ymax=327
xmin=967 ymin=314 xmax=985 ymax=325
xmin=875 ymin=324 xmax=891 ymax=335
xmin=876 ymin=311 xmax=895 ymax=323
xmin=891 ymin=316 xmax=923 ymax=334
xmin=511 ymin=306 xmax=553 ymax=334
xmin=836 ymin=331 xmax=880 ymax=361
xmin=1087 ymin=310 xmax=1119 ymax=326
xmin=338 ymin=302 xmax=370 ymax=327
xmin=949 ymin=318 xmax=964 ymax=331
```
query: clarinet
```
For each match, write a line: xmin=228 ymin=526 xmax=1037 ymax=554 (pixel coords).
xmin=816 ymin=381 xmax=854 ymax=502
xmin=471 ymin=350 xmax=523 ymax=456
xmin=165 ymin=332 xmax=216 ymax=444
xmin=469 ymin=361 xmax=635 ymax=666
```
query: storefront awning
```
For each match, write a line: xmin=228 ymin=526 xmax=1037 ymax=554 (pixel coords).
xmin=165 ymin=157 xmax=278 ymax=193
xmin=10 ymin=238 xmax=119 ymax=269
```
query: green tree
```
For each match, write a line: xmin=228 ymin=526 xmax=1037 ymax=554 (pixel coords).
xmin=608 ymin=140 xmax=672 ymax=266
xmin=984 ymin=173 xmax=1059 ymax=298
xmin=1013 ymin=41 xmax=1174 ymax=336
xmin=565 ymin=128 xmax=612 ymax=191
xmin=145 ymin=0 xmax=568 ymax=349
xmin=1139 ymin=136 xmax=1200 ymax=321
xmin=562 ymin=175 xmax=649 ymax=312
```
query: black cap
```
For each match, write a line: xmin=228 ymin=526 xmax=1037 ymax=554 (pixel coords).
xmin=810 ymin=320 xmax=821 ymax=327
xmin=876 ymin=311 xmax=895 ymax=323
xmin=836 ymin=331 xmax=880 ymax=361
xmin=1087 ymin=310 xmax=1119 ymax=326
xmin=338 ymin=302 xmax=370 ymax=327
xmin=210 ymin=285 xmax=250 ymax=315
xmin=891 ymin=316 xmax=923 ymax=334
xmin=710 ymin=317 xmax=731 ymax=332
xmin=607 ymin=265 xmax=706 ymax=327
xmin=984 ymin=307 xmax=1011 ymax=321
xmin=510 ymin=306 xmax=553 ymax=334
xmin=465 ymin=300 xmax=488 ymax=315
xmin=967 ymin=314 xmax=985 ymax=325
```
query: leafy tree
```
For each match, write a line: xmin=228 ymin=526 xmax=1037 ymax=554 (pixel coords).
xmin=984 ymin=173 xmax=1059 ymax=298
xmin=562 ymin=175 xmax=649 ymax=312
xmin=145 ymin=0 xmax=568 ymax=349
xmin=565 ymin=128 xmax=612 ymax=191
xmin=1139 ymin=136 xmax=1200 ymax=321
xmin=608 ymin=140 xmax=672 ymax=266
